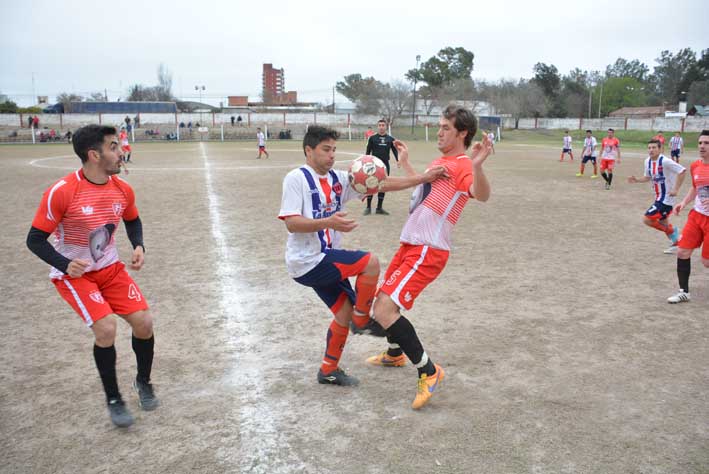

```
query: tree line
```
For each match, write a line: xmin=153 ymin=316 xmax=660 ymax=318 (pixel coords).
xmin=337 ymin=46 xmax=709 ymax=123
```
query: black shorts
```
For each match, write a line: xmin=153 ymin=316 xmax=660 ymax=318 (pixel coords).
xmin=582 ymin=155 xmax=596 ymax=164
xmin=645 ymin=201 xmax=673 ymax=220
xmin=562 ymin=148 xmax=572 ymax=154
xmin=671 ymin=149 xmax=680 ymax=158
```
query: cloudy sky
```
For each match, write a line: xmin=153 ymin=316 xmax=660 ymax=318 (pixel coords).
xmin=1 ymin=0 xmax=706 ymax=106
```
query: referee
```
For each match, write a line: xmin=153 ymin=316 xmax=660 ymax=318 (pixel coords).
xmin=364 ymin=119 xmax=399 ymax=215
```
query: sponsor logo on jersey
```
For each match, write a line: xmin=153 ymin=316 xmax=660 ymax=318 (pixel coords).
xmin=81 ymin=205 xmax=94 ymax=215
xmin=404 ymin=292 xmax=412 ymax=303
xmin=112 ymin=203 xmax=122 ymax=216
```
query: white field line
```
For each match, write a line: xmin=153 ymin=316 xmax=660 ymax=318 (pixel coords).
xmin=199 ymin=142 xmax=307 ymax=473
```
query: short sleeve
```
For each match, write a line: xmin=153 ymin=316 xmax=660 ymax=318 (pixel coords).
xmin=31 ymin=180 xmax=70 ymax=233
xmin=120 ymin=180 xmax=139 ymax=221
xmin=279 ymin=171 xmax=305 ymax=219
xmin=455 ymin=158 xmax=474 ymax=196
xmin=664 ymin=158 xmax=686 ymax=176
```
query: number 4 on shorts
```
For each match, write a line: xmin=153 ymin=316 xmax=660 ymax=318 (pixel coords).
xmin=128 ymin=283 xmax=142 ymax=301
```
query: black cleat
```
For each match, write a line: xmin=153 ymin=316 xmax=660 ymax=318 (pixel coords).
xmin=107 ymin=398 xmax=134 ymax=427
xmin=363 ymin=208 xmax=372 ymax=216
xmin=350 ymin=319 xmax=387 ymax=337
xmin=375 ymin=208 xmax=390 ymax=215
xmin=133 ymin=378 xmax=160 ymax=411
xmin=317 ymin=368 xmax=360 ymax=386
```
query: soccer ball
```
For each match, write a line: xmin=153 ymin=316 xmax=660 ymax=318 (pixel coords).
xmin=348 ymin=155 xmax=387 ymax=195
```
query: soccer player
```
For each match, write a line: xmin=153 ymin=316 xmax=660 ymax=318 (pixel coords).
xmin=627 ymin=139 xmax=685 ymax=253
xmin=25 ymin=125 xmax=158 ymax=428
xmin=364 ymin=126 xmax=375 ymax=140
xmin=278 ymin=125 xmax=447 ymax=386
xmin=560 ymin=130 xmax=574 ymax=162
xmin=669 ymin=131 xmax=684 ymax=163
xmin=600 ymin=128 xmax=621 ymax=189
xmin=576 ymin=129 xmax=598 ymax=178
xmin=256 ymin=127 xmax=269 ymax=159
xmin=653 ymin=131 xmax=666 ymax=153
xmin=487 ymin=129 xmax=496 ymax=154
xmin=367 ymin=105 xmax=492 ymax=409
xmin=364 ymin=119 xmax=399 ymax=215
xmin=667 ymin=130 xmax=709 ymax=303
xmin=119 ymin=126 xmax=132 ymax=162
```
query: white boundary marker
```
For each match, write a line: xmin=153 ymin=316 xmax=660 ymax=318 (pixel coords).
xmin=199 ymin=142 xmax=307 ymax=473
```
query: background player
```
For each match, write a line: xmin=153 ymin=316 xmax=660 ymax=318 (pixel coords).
xmin=627 ymin=139 xmax=685 ymax=253
xmin=487 ymin=129 xmax=496 ymax=154
xmin=364 ymin=119 xmax=399 ymax=215
xmin=653 ymin=131 xmax=666 ymax=153
xmin=119 ymin=126 xmax=132 ymax=163
xmin=256 ymin=127 xmax=269 ymax=159
xmin=560 ymin=130 xmax=574 ymax=162
xmin=278 ymin=125 xmax=446 ymax=386
xmin=25 ymin=125 xmax=158 ymax=428
xmin=667 ymin=130 xmax=709 ymax=303
xmin=576 ymin=129 xmax=598 ymax=178
xmin=669 ymin=131 xmax=684 ymax=163
xmin=367 ymin=105 xmax=492 ymax=410
xmin=600 ymin=128 xmax=621 ymax=189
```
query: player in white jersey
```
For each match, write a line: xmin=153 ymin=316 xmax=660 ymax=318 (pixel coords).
xmin=279 ymin=125 xmax=446 ymax=386
xmin=669 ymin=131 xmax=684 ymax=163
xmin=366 ymin=105 xmax=492 ymax=410
xmin=576 ymin=129 xmax=598 ymax=178
xmin=627 ymin=139 xmax=686 ymax=253
xmin=26 ymin=125 xmax=158 ymax=428
xmin=256 ymin=127 xmax=269 ymax=159
xmin=487 ymin=130 xmax=495 ymax=154
xmin=560 ymin=130 xmax=574 ymax=162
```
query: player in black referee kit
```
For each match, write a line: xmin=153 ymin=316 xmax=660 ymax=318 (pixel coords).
xmin=364 ymin=119 xmax=399 ymax=215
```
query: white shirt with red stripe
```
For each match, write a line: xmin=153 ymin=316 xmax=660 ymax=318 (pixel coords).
xmin=643 ymin=155 xmax=685 ymax=206
xmin=31 ymin=169 xmax=139 ymax=279
xmin=400 ymin=154 xmax=474 ymax=251
xmin=689 ymin=159 xmax=709 ymax=216
xmin=563 ymin=136 xmax=572 ymax=149
xmin=670 ymin=136 xmax=683 ymax=151
xmin=583 ymin=137 xmax=597 ymax=156
xmin=278 ymin=165 xmax=363 ymax=278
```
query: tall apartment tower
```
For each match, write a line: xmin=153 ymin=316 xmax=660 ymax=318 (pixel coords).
xmin=262 ymin=64 xmax=284 ymax=103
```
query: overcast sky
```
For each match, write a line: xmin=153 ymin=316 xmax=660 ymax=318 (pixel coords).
xmin=1 ymin=0 xmax=706 ymax=106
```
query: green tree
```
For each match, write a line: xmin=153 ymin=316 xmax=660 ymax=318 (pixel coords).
xmin=0 ymin=100 xmax=19 ymax=113
xmin=650 ymin=48 xmax=697 ymax=104
xmin=678 ymin=49 xmax=709 ymax=100
xmin=532 ymin=63 xmax=566 ymax=116
xmin=335 ymin=73 xmax=384 ymax=115
xmin=595 ymin=77 xmax=647 ymax=116
xmin=687 ymin=81 xmax=709 ymax=107
xmin=405 ymin=46 xmax=475 ymax=112
xmin=605 ymin=58 xmax=649 ymax=82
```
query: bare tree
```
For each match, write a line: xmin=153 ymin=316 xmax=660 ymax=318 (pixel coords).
xmin=379 ymin=80 xmax=412 ymax=125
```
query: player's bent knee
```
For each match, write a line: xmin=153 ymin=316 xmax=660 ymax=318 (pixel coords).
xmin=365 ymin=254 xmax=380 ymax=274
xmin=92 ymin=317 xmax=117 ymax=346
xmin=677 ymin=249 xmax=693 ymax=259
xmin=125 ymin=310 xmax=153 ymax=338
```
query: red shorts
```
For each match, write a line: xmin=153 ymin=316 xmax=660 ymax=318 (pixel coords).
xmin=378 ymin=244 xmax=449 ymax=310
xmin=600 ymin=159 xmax=615 ymax=171
xmin=53 ymin=262 xmax=149 ymax=327
xmin=121 ymin=144 xmax=132 ymax=153
xmin=678 ymin=209 xmax=709 ymax=259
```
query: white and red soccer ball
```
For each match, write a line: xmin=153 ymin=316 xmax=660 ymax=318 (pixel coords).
xmin=348 ymin=155 xmax=387 ymax=195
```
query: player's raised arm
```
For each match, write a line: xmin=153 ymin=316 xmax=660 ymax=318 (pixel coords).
xmin=469 ymin=136 xmax=493 ymax=202
xmin=379 ymin=165 xmax=448 ymax=192
xmin=393 ymin=140 xmax=416 ymax=177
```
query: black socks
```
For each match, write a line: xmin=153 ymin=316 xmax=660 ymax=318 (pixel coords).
xmin=132 ymin=335 xmax=154 ymax=384
xmin=94 ymin=344 xmax=120 ymax=402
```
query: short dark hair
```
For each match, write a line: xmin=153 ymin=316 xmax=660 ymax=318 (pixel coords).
xmin=303 ymin=125 xmax=340 ymax=156
xmin=700 ymin=129 xmax=709 ymax=137
xmin=586 ymin=129 xmax=592 ymax=133
xmin=648 ymin=139 xmax=662 ymax=148
xmin=72 ymin=125 xmax=117 ymax=163
xmin=442 ymin=104 xmax=478 ymax=148
xmin=377 ymin=119 xmax=387 ymax=125
xmin=608 ymin=128 xmax=614 ymax=132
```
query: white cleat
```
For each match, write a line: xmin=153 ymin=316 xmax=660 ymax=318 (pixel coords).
xmin=667 ymin=290 xmax=691 ymax=304
xmin=663 ymin=245 xmax=678 ymax=254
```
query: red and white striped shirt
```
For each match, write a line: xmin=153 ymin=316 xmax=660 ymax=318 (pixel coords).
xmin=31 ymin=169 xmax=139 ymax=279
xmin=400 ymin=154 xmax=474 ymax=250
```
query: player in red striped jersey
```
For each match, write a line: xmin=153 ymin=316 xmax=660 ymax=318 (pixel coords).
xmin=667 ymin=130 xmax=709 ymax=303
xmin=26 ymin=125 xmax=158 ymax=427
xmin=367 ymin=105 xmax=492 ymax=409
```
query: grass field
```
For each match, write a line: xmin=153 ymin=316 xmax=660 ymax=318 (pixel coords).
xmin=1 ymin=138 xmax=707 ymax=473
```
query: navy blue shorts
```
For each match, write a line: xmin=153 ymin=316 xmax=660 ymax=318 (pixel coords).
xmin=562 ymin=148 xmax=572 ymax=154
xmin=582 ymin=155 xmax=596 ymax=164
xmin=645 ymin=201 xmax=673 ymax=220
xmin=671 ymin=149 xmax=680 ymax=158
xmin=294 ymin=249 xmax=370 ymax=315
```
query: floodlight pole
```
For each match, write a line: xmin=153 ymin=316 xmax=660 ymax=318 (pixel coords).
xmin=195 ymin=85 xmax=205 ymax=123
xmin=411 ymin=55 xmax=421 ymax=135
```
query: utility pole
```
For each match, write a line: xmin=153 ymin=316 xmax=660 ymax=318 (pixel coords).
xmin=598 ymin=81 xmax=604 ymax=119
xmin=411 ymin=54 xmax=421 ymax=135
xmin=332 ymin=86 xmax=335 ymax=114
xmin=31 ymin=72 xmax=36 ymax=105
